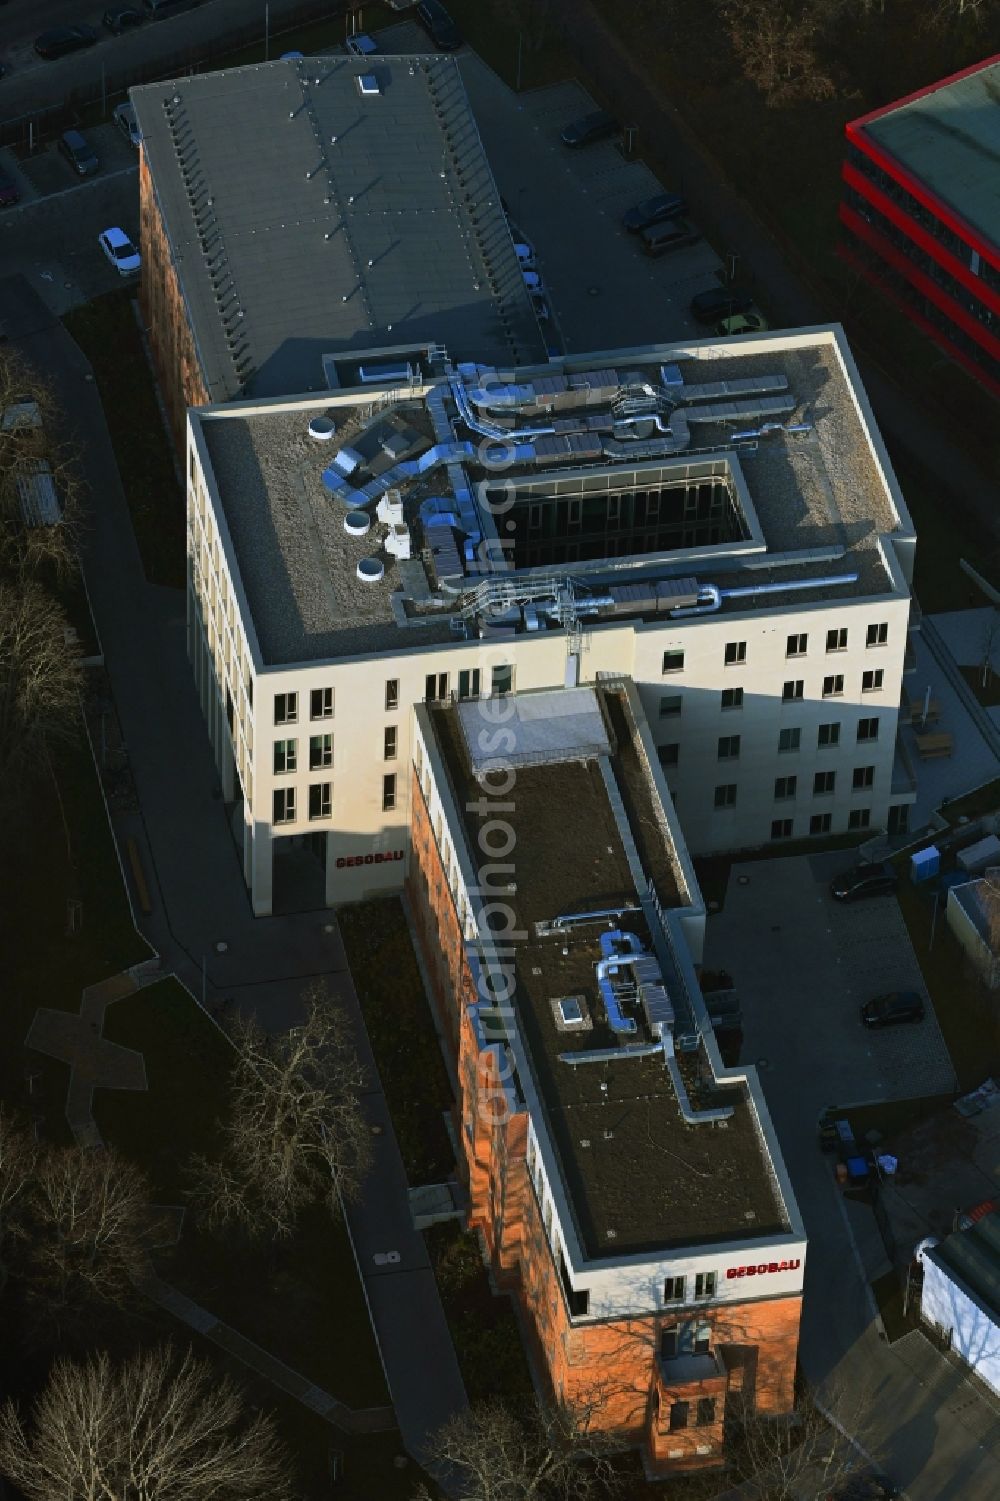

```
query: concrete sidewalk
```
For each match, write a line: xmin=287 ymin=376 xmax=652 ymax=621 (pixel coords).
xmin=2 ymin=275 xmax=467 ymax=1468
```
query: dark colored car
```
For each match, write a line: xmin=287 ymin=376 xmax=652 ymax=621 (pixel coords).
xmin=560 ymin=110 xmax=619 ymax=148
xmin=415 ymin=0 xmax=462 ymax=51
xmin=103 ymin=6 xmax=145 ymax=32
xmin=34 ymin=24 xmax=99 ymax=59
xmin=59 ymin=129 xmax=99 ymax=177
xmin=830 ymin=861 xmax=898 ymax=903
xmin=0 ymin=167 xmax=19 ymax=207
xmin=690 ymin=285 xmax=754 ymax=325
xmin=622 ymin=192 xmax=687 ymax=232
xmin=640 ymin=217 xmax=700 ymax=256
xmin=860 ymin=991 xmax=925 ymax=1029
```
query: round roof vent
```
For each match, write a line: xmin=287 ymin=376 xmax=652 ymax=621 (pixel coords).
xmin=343 ymin=511 xmax=371 ymax=537
xmin=308 ymin=415 xmax=336 ymax=441
xmin=357 ymin=557 xmax=384 ymax=584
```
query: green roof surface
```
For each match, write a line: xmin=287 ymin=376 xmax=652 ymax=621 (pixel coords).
xmin=935 ymin=1210 xmax=1000 ymax=1315
xmin=865 ymin=59 xmax=1000 ymax=250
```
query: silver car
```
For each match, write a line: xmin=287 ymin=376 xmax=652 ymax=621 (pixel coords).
xmin=113 ymin=101 xmax=142 ymax=149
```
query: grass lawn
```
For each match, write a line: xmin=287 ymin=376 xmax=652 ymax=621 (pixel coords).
xmin=425 ymin=1221 xmax=533 ymax=1405
xmin=338 ymin=897 xmax=455 ymax=1185
xmin=63 ymin=292 xmax=185 ymax=589
xmin=0 ymin=720 xmax=150 ymax=1144
xmin=95 ymin=979 xmax=389 ymax=1409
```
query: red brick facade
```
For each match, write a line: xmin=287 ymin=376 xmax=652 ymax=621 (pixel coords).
xmin=406 ymin=767 xmax=801 ymax=1472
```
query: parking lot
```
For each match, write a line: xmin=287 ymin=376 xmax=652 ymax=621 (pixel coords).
xmin=705 ymin=851 xmax=956 ymax=1126
xmin=0 ymin=122 xmax=139 ymax=313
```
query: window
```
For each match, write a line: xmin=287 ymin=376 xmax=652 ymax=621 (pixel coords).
xmin=853 ymin=765 xmax=875 ymax=791
xmin=273 ymin=692 xmax=297 ymax=725
xmin=273 ymin=738 xmax=297 ymax=774
xmin=717 ymin=735 xmax=741 ymax=761
xmin=862 ymin=669 xmax=884 ymax=693
xmin=659 ymin=694 xmax=682 ymax=718
xmin=385 ymin=679 xmax=399 ymax=711
xmin=662 ymin=650 xmax=685 ymax=674
xmin=782 ymin=679 xmax=803 ymax=702
xmin=724 ymin=641 xmax=746 ymax=666
xmin=826 ymin=627 xmax=848 ymax=652
xmin=425 ymin=672 xmax=449 ymax=702
xmin=810 ymin=812 xmax=831 ymax=835
xmin=663 ymin=1276 xmax=685 ymax=1303
xmin=813 ymin=770 xmax=836 ymax=796
xmin=774 ymin=775 xmax=797 ymax=801
xmin=771 ymin=818 xmax=793 ymax=839
xmin=818 ymin=721 xmax=841 ymax=748
xmin=778 ymin=727 xmax=801 ymax=753
xmin=694 ymin=1271 xmax=716 ymax=1299
xmin=384 ymin=726 xmax=398 ymax=761
xmin=721 ymin=686 xmax=743 ymax=711
xmin=849 ymin=808 xmax=871 ymax=830
xmin=308 ymin=734 xmax=332 ymax=770
xmin=696 ymin=1398 xmax=717 ymax=1428
xmin=273 ymin=787 xmax=296 ymax=824
xmin=308 ymin=782 xmax=332 ymax=820
xmin=669 ymin=1402 xmax=689 ymax=1433
xmin=823 ymin=674 xmax=844 ymax=698
xmin=458 ymin=668 xmax=481 ymax=700
xmin=786 ymin=632 xmax=807 ymax=657
xmin=558 ymin=1251 xmax=589 ymax=1317
xmin=857 ymin=716 xmax=880 ymax=743
xmin=714 ymin=784 xmax=737 ymax=809
xmin=692 ymin=1321 xmax=711 ymax=1355
xmin=382 ymin=773 xmax=397 ymax=812
xmin=866 ymin=622 xmax=888 ymax=648
xmin=658 ymin=743 xmax=679 ymax=768
xmin=491 ymin=664 xmax=514 ymax=697
xmin=310 ymin=687 xmax=333 ymax=720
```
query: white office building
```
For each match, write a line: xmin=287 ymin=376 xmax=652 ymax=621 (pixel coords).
xmin=185 ymin=326 xmax=918 ymax=916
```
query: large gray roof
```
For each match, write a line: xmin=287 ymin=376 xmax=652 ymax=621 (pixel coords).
xmin=863 ymin=58 xmax=1000 ymax=251
xmin=132 ymin=55 xmax=545 ymax=402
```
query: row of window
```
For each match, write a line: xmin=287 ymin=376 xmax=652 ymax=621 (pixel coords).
xmin=272 ymin=772 xmax=398 ymax=824
xmin=667 ymin=1396 xmax=716 ymax=1432
xmin=273 ymin=670 xmax=514 ymax=727
xmin=273 ymin=680 xmax=402 ymax=727
xmin=845 ymin=143 xmax=989 ymax=277
xmin=663 ymin=1272 xmax=716 ymax=1303
xmin=771 ymin=808 xmax=871 ymax=836
xmin=272 ymin=726 xmax=399 ymax=775
xmin=714 ymin=771 xmax=874 ymax=808
xmin=662 ymin=624 xmax=889 ymax=677
xmin=660 ymin=704 xmax=881 ymax=750
xmin=658 ymin=674 xmax=883 ymax=723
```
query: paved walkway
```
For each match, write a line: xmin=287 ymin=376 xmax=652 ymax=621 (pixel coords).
xmin=0 ymin=275 xmax=467 ymax=1466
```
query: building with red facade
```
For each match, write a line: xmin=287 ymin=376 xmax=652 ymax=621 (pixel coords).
xmin=406 ymin=680 xmax=806 ymax=1475
xmin=841 ymin=54 xmax=1000 ymax=397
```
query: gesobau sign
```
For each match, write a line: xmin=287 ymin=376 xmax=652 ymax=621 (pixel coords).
xmin=726 ymin=1259 xmax=801 ymax=1281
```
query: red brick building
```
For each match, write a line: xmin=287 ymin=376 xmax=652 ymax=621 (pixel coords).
xmin=405 ymin=682 xmax=805 ymax=1474
xmin=841 ymin=54 xmax=1000 ymax=397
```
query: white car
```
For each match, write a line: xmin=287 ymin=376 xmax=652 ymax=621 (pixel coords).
xmin=346 ymin=33 xmax=377 ymax=56
xmin=98 ymin=227 xmax=141 ymax=276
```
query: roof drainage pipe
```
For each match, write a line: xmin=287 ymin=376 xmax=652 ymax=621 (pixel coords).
xmin=551 ymin=907 xmax=637 ymax=929
xmin=669 ymin=573 xmax=859 ymax=619
xmin=662 ymin=1033 xmax=735 ymax=1124
xmin=558 ymin=1041 xmax=664 ymax=1067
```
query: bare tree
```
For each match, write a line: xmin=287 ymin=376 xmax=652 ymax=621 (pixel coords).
xmin=190 ymin=979 xmax=373 ymax=1238
xmin=725 ymin=1384 xmax=877 ymax=1499
xmin=0 ymin=578 xmax=83 ymax=798
xmin=19 ymin=1141 xmax=151 ymax=1329
xmin=721 ymin=0 xmax=837 ymax=106
xmin=0 ymin=348 xmax=84 ymax=584
xmin=0 ymin=1110 xmax=37 ymax=1292
xmin=415 ymin=1400 xmax=620 ymax=1501
xmin=0 ymin=1344 xmax=293 ymax=1501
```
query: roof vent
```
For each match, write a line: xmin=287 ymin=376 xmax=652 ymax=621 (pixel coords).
xmin=357 ymin=73 xmax=380 ymax=97
xmin=308 ymin=415 xmax=336 ymax=442
xmin=343 ymin=512 xmax=371 ymax=537
xmin=357 ymin=557 xmax=384 ymax=583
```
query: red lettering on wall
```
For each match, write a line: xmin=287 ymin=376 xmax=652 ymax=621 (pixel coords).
xmin=336 ymin=850 xmax=405 ymax=870
xmin=725 ymin=1259 xmax=800 ymax=1281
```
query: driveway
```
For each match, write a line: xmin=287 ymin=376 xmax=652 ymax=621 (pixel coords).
xmin=707 ymin=852 xmax=955 ymax=1116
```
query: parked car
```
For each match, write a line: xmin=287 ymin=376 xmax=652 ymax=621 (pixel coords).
xmin=0 ymin=167 xmax=19 ymax=208
xmin=715 ymin=312 xmax=768 ymax=336
xmin=345 ymin=32 xmax=377 ymax=56
xmin=860 ymin=991 xmax=925 ymax=1028
xmin=103 ymin=5 xmax=144 ymax=32
xmin=521 ymin=269 xmax=543 ymax=294
xmin=530 ymin=294 xmax=550 ymax=323
xmin=113 ymin=101 xmax=142 ymax=148
xmin=830 ymin=861 xmax=898 ymax=902
xmin=640 ymin=217 xmax=700 ymax=256
xmin=622 ymin=192 xmax=687 ymax=232
xmin=98 ymin=226 xmax=141 ymax=275
xmin=560 ymin=110 xmax=618 ymax=148
xmin=690 ymin=285 xmax=754 ymax=325
xmin=59 ymin=129 xmax=99 ymax=177
xmin=513 ymin=240 xmax=536 ymax=269
xmin=34 ymin=24 xmax=98 ymax=59
xmin=415 ymin=0 xmax=462 ymax=50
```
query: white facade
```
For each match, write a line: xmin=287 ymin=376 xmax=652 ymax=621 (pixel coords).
xmin=920 ymin=1245 xmax=1000 ymax=1397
